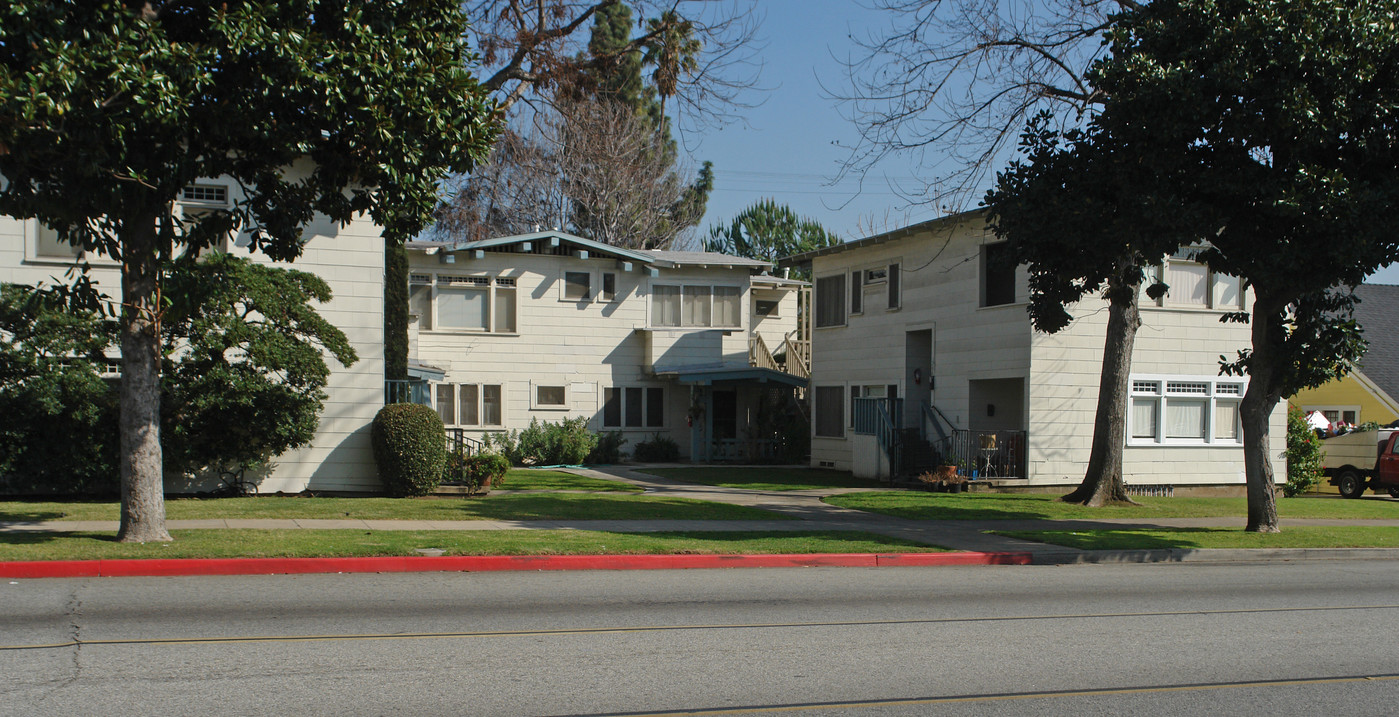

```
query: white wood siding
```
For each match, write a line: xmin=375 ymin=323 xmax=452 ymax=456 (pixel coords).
xmin=1 ymin=202 xmax=385 ymax=494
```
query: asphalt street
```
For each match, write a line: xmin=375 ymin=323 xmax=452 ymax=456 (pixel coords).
xmin=4 ymin=559 xmax=1399 ymax=716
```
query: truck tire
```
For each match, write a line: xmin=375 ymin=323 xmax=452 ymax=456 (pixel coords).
xmin=1337 ymin=470 xmax=1366 ymax=499
xmin=1388 ymin=487 xmax=1399 ymax=499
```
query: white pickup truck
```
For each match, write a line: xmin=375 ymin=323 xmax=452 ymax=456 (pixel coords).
xmin=1323 ymin=429 xmax=1399 ymax=498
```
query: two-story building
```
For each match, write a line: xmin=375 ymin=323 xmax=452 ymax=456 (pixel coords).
xmin=781 ymin=211 xmax=1286 ymax=492
xmin=1 ymin=181 xmax=387 ymax=494
xmin=402 ymin=231 xmax=809 ymax=461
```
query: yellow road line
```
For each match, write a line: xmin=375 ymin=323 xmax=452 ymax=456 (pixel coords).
xmin=4 ymin=603 xmax=1399 ymax=651
xmin=580 ymin=674 xmax=1399 ymax=716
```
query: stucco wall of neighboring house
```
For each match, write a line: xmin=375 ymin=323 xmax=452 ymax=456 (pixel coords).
xmin=0 ymin=197 xmax=386 ymax=495
xmin=406 ymin=247 xmax=800 ymax=457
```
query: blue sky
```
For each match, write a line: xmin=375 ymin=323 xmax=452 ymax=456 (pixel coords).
xmin=684 ymin=1 xmax=1399 ymax=285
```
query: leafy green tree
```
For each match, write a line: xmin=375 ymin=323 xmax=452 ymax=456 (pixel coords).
xmin=705 ymin=199 xmax=841 ymax=271
xmin=1087 ymin=0 xmax=1399 ymax=531
xmin=1 ymin=255 xmax=358 ymax=495
xmin=0 ymin=285 xmax=120 ymax=495
xmin=1284 ymin=405 xmax=1325 ymax=497
xmin=0 ymin=1 xmax=498 ymax=541
xmin=986 ymin=114 xmax=1202 ymax=506
xmin=160 ymin=253 xmax=358 ymax=485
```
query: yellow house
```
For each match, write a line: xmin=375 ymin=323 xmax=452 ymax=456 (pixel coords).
xmin=1288 ymin=284 xmax=1399 ymax=427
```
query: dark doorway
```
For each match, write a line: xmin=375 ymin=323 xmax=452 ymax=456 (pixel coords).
xmin=712 ymin=390 xmax=738 ymax=440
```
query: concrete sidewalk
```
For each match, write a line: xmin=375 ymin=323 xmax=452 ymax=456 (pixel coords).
xmin=6 ymin=464 xmax=1399 ymax=565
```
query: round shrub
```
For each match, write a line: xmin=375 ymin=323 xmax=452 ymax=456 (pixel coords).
xmin=371 ymin=403 xmax=447 ymax=497
xmin=463 ymin=452 xmax=511 ymax=495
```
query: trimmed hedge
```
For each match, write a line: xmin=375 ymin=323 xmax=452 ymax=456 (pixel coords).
xmin=371 ymin=403 xmax=447 ymax=497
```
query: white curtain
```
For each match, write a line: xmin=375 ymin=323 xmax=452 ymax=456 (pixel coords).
xmin=1166 ymin=261 xmax=1209 ymax=306
xmin=1165 ymin=398 xmax=1206 ymax=439
xmin=713 ymin=287 xmax=741 ymax=327
xmin=652 ymin=286 xmax=681 ymax=326
xmin=437 ymin=288 xmax=488 ymax=330
xmin=683 ymin=286 xmax=712 ymax=326
xmin=1131 ymin=398 xmax=1158 ymax=439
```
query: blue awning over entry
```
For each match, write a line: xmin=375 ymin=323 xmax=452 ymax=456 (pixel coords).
xmin=652 ymin=365 xmax=808 ymax=389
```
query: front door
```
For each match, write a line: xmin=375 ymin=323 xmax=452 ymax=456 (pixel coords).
xmin=712 ymin=390 xmax=738 ymax=441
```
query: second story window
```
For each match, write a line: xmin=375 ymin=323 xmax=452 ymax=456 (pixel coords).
xmin=652 ymin=284 xmax=741 ymax=328
xmin=814 ymin=274 xmax=846 ymax=328
xmin=411 ymin=273 xmax=517 ymax=334
xmin=981 ymin=242 xmax=1016 ymax=307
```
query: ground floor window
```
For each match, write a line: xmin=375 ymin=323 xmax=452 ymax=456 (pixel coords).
xmin=814 ymin=385 xmax=845 ymax=438
xmin=603 ymin=386 xmax=665 ymax=428
xmin=1129 ymin=376 xmax=1242 ymax=446
xmin=435 ymin=383 xmax=503 ymax=427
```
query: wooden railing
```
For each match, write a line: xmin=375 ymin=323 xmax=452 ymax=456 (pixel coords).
xmin=782 ymin=333 xmax=811 ymax=379
xmin=749 ymin=333 xmax=781 ymax=371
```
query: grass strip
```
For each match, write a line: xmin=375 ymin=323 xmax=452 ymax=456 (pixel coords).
xmin=0 ymin=494 xmax=788 ymax=523
xmin=0 ymin=529 xmax=947 ymax=562
xmin=643 ymin=467 xmax=881 ymax=491
xmin=496 ymin=469 xmax=641 ymax=493
xmin=996 ymin=526 xmax=1399 ymax=550
xmin=824 ymin=492 xmax=1399 ymax=521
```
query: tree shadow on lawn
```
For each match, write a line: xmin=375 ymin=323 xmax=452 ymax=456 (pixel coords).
xmin=456 ymin=494 xmax=779 ymax=521
xmin=824 ymin=493 xmax=1111 ymax=521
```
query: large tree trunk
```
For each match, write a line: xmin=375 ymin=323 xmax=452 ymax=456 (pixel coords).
xmin=1063 ymin=272 xmax=1140 ymax=506
xmin=117 ymin=212 xmax=171 ymax=543
xmin=1240 ymin=293 xmax=1281 ymax=533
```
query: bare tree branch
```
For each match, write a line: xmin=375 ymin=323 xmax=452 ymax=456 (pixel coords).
xmin=831 ymin=0 xmax=1130 ymax=212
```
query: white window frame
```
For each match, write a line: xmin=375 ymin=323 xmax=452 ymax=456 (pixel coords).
xmin=1144 ymin=250 xmax=1246 ymax=311
xmin=561 ymin=270 xmax=593 ymax=301
xmin=601 ymin=385 xmax=666 ymax=429
xmin=648 ymin=282 xmax=743 ymax=329
xmin=601 ymin=271 xmax=618 ymax=302
xmin=531 ymin=381 xmax=569 ymax=411
xmin=434 ymin=382 xmax=505 ymax=428
xmin=411 ymin=271 xmax=518 ymax=335
xmin=1127 ymin=375 xmax=1245 ymax=447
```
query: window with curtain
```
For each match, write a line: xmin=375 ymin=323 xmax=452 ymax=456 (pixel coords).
xmin=1128 ymin=376 xmax=1245 ymax=445
xmin=712 ymin=286 xmax=741 ymax=327
xmin=652 ymin=285 xmax=681 ymax=327
xmin=683 ymin=286 xmax=712 ymax=326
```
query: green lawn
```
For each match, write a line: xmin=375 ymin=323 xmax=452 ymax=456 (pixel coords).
xmin=997 ymin=526 xmax=1399 ymax=550
xmin=643 ymin=467 xmax=881 ymax=491
xmin=0 ymin=494 xmax=788 ymax=523
xmin=0 ymin=529 xmax=946 ymax=562
xmin=496 ymin=469 xmax=641 ymax=492
xmin=823 ymin=492 xmax=1399 ymax=521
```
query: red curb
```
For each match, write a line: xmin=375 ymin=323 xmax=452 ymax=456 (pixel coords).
xmin=0 ymin=551 xmax=1032 ymax=579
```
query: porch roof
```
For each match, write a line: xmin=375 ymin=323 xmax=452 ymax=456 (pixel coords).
xmin=652 ymin=364 xmax=808 ymax=389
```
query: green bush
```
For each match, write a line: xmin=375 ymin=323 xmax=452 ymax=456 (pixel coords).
xmin=632 ymin=432 xmax=681 ymax=462
xmin=463 ymin=452 xmax=510 ymax=495
xmin=1285 ymin=405 xmax=1325 ymax=497
xmin=488 ymin=417 xmax=598 ymax=466
xmin=588 ymin=431 xmax=627 ymax=464
xmin=371 ymin=403 xmax=447 ymax=496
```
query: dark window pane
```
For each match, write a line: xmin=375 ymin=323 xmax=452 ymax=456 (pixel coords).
xmin=625 ymin=387 xmax=644 ymax=427
xmin=646 ymin=387 xmax=664 ymax=427
xmin=603 ymin=387 xmax=621 ymax=427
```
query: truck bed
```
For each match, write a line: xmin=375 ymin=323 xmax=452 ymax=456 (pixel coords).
xmin=1321 ymin=429 xmax=1394 ymax=470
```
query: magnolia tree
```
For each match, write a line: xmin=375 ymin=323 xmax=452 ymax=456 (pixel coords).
xmin=0 ymin=1 xmax=498 ymax=541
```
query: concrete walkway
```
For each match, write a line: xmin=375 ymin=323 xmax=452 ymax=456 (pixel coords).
xmin=6 ymin=464 xmax=1399 ymax=565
